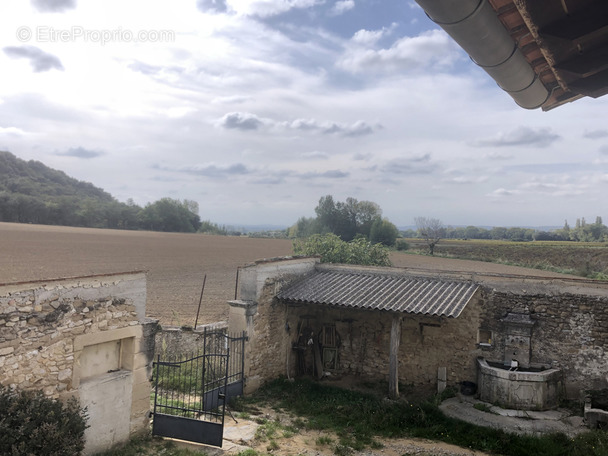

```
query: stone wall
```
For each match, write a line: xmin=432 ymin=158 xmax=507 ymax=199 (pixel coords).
xmin=479 ymin=289 xmax=608 ymax=398
xmin=155 ymin=321 xmax=228 ymax=358
xmin=0 ymin=272 xmax=157 ymax=455
xmin=229 ymin=257 xmax=317 ymax=393
xmin=229 ymin=257 xmax=484 ymax=395
xmin=229 ymin=257 xmax=608 ymax=402
xmin=281 ymin=296 xmax=483 ymax=392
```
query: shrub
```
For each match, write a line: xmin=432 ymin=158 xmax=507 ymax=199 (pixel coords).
xmin=395 ymin=239 xmax=409 ymax=251
xmin=369 ymin=218 xmax=400 ymax=247
xmin=293 ymin=233 xmax=391 ymax=266
xmin=0 ymin=386 xmax=88 ymax=456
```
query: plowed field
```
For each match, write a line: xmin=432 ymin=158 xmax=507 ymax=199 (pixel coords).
xmin=0 ymin=223 xmax=578 ymax=325
xmin=0 ymin=222 xmax=293 ymax=325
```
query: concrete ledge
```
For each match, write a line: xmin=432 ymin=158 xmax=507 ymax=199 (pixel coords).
xmin=74 ymin=326 xmax=142 ymax=352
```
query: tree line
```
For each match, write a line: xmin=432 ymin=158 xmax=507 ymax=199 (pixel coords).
xmin=0 ymin=192 xmax=203 ymax=233
xmin=0 ymin=151 xmax=202 ymax=232
xmin=400 ymin=217 xmax=608 ymax=243
xmin=288 ymin=195 xmax=400 ymax=246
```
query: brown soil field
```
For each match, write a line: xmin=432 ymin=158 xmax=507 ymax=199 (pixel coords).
xmin=0 ymin=223 xmax=580 ymax=326
xmin=0 ymin=222 xmax=293 ymax=325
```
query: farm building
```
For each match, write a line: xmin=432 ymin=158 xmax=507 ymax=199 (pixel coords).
xmin=228 ymin=256 xmax=608 ymax=411
xmin=0 ymin=272 xmax=158 ymax=455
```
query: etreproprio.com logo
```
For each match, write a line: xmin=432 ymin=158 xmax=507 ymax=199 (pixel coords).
xmin=16 ymin=26 xmax=175 ymax=45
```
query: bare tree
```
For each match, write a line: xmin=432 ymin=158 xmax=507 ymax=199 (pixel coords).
xmin=414 ymin=217 xmax=445 ymax=255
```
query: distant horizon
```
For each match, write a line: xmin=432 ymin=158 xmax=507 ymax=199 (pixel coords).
xmin=202 ymin=222 xmax=565 ymax=233
xmin=1 ymin=1 xmax=607 ymax=228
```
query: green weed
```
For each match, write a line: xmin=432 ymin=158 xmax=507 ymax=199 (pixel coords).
xmin=238 ymin=377 xmax=606 ymax=456
xmin=316 ymin=435 xmax=333 ymax=446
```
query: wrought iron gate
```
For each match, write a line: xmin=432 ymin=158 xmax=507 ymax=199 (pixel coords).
xmin=152 ymin=330 xmax=246 ymax=447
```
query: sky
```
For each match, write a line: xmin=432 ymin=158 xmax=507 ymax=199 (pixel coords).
xmin=1 ymin=0 xmax=607 ymax=229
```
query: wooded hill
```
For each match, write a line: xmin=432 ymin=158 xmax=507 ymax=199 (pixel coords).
xmin=0 ymin=151 xmax=201 ymax=232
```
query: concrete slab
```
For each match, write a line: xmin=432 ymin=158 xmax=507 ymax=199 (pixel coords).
xmin=439 ymin=394 xmax=588 ymax=438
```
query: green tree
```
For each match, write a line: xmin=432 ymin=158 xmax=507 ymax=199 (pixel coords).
xmin=288 ymin=216 xmax=323 ymax=238
xmin=369 ymin=218 xmax=399 ymax=246
xmin=138 ymin=198 xmax=201 ymax=232
xmin=199 ymin=220 xmax=228 ymax=235
xmin=315 ymin=195 xmax=339 ymax=234
xmin=293 ymin=233 xmax=391 ymax=266
xmin=312 ymin=195 xmax=384 ymax=241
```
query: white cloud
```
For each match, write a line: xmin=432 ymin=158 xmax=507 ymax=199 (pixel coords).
xmin=445 ymin=175 xmax=489 ymax=184
xmin=338 ymin=29 xmax=458 ymax=74
xmin=485 ymin=151 xmax=513 ymax=160
xmin=351 ymin=24 xmax=397 ymax=46
xmin=471 ymin=126 xmax=560 ymax=148
xmin=330 ymin=0 xmax=354 ymax=16
xmin=197 ymin=0 xmax=228 ymax=13
xmin=487 ymin=188 xmax=516 ymax=197
xmin=216 ymin=112 xmax=381 ymax=137
xmin=0 ymin=126 xmax=27 ymax=136
xmin=211 ymin=95 xmax=253 ymax=104
xmin=228 ymin=0 xmax=324 ymax=17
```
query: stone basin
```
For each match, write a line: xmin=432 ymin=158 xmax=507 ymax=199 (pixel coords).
xmin=477 ymin=358 xmax=562 ymax=411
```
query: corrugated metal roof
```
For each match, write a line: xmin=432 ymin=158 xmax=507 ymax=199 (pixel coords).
xmin=277 ymin=271 xmax=479 ymax=318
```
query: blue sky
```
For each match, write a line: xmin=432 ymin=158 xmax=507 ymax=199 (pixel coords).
xmin=1 ymin=0 xmax=607 ymax=228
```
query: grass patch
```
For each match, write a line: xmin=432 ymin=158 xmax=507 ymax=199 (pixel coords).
xmin=316 ymin=435 xmax=333 ymax=446
xmin=93 ymin=434 xmax=208 ymax=456
xmin=239 ymin=378 xmax=608 ymax=456
xmin=474 ymin=402 xmax=494 ymax=413
xmin=252 ymin=414 xmax=302 ymax=452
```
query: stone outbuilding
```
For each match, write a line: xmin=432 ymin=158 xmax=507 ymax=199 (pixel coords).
xmin=0 ymin=271 xmax=158 ymax=455
xmin=229 ymin=257 xmax=485 ymax=398
xmin=228 ymin=256 xmax=608 ymax=406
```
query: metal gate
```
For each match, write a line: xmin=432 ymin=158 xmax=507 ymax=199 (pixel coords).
xmin=152 ymin=330 xmax=246 ymax=447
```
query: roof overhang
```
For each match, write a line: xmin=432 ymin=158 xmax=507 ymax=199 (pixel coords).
xmin=415 ymin=0 xmax=608 ymax=111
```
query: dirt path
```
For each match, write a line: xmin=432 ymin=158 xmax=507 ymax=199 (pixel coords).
xmin=208 ymin=405 xmax=490 ymax=456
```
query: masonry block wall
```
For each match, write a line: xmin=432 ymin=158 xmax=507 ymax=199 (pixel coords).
xmin=0 ymin=272 xmax=157 ymax=455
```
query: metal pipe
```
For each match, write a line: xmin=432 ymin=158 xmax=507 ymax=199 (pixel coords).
xmin=194 ymin=274 xmax=207 ymax=330
xmin=415 ymin=0 xmax=550 ymax=109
